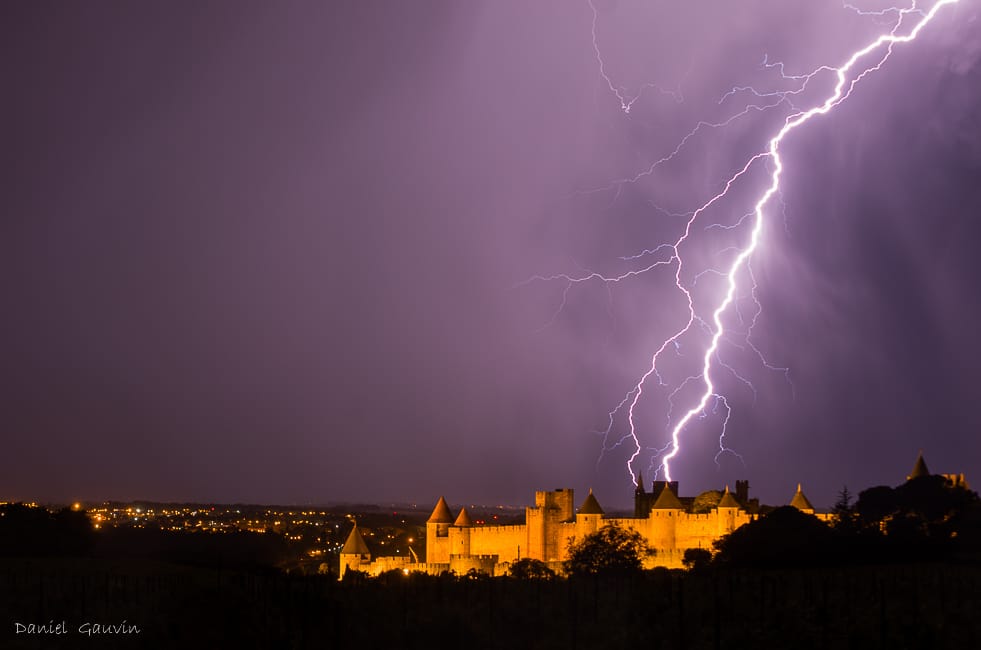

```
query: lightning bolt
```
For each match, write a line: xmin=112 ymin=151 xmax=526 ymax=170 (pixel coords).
xmin=525 ymin=0 xmax=961 ymax=486
xmin=588 ymin=0 xmax=684 ymax=113
xmin=655 ymin=0 xmax=959 ymax=481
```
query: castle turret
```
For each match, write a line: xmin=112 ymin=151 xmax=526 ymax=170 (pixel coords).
xmin=716 ymin=485 xmax=741 ymax=536
xmin=789 ymin=484 xmax=815 ymax=515
xmin=907 ymin=451 xmax=930 ymax=481
xmin=635 ymin=477 xmax=681 ymax=517
xmin=734 ymin=480 xmax=749 ymax=503
xmin=907 ymin=451 xmax=970 ymax=489
xmin=576 ymin=488 xmax=604 ymax=538
xmin=339 ymin=523 xmax=370 ymax=580
xmin=651 ymin=484 xmax=684 ymax=510
xmin=426 ymin=496 xmax=454 ymax=563
xmin=634 ymin=472 xmax=649 ymax=517
xmin=652 ymin=480 xmax=680 ymax=500
xmin=454 ymin=507 xmax=473 ymax=527
xmin=527 ymin=489 xmax=574 ymax=562
xmin=649 ymin=483 xmax=684 ymax=551
xmin=717 ymin=485 xmax=739 ymax=509
xmin=449 ymin=507 xmax=473 ymax=558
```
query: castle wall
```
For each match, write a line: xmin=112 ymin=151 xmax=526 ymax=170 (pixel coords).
xmin=448 ymin=526 xmax=471 ymax=557
xmin=604 ymin=510 xmax=758 ymax=569
xmin=535 ymin=489 xmax=575 ymax=521
xmin=357 ymin=560 xmax=450 ymax=577
xmin=526 ymin=489 xmax=575 ymax=562
xmin=450 ymin=554 xmax=498 ymax=576
xmin=641 ymin=509 xmax=680 ymax=552
xmin=410 ymin=562 xmax=451 ymax=575
xmin=470 ymin=524 xmax=525 ymax=562
xmin=359 ymin=555 xmax=410 ymax=575
xmin=368 ymin=486 xmax=819 ymax=577
xmin=339 ymin=552 xmax=368 ymax=579
xmin=675 ymin=509 xmax=752 ymax=557
xmin=426 ymin=522 xmax=452 ymax=564
xmin=575 ymin=513 xmax=603 ymax=543
xmin=554 ymin=522 xmax=577 ymax=563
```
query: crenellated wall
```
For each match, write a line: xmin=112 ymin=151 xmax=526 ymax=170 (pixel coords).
xmin=470 ymin=524 xmax=525 ymax=562
xmin=449 ymin=554 xmax=498 ymax=576
xmin=353 ymin=487 xmax=814 ymax=576
xmin=429 ymin=491 xmax=763 ymax=572
xmin=526 ymin=489 xmax=575 ymax=562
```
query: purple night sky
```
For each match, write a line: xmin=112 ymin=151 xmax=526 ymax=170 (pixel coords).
xmin=3 ymin=1 xmax=980 ymax=509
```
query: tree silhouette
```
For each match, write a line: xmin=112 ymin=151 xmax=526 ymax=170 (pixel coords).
xmin=691 ymin=490 xmax=723 ymax=514
xmin=855 ymin=485 xmax=899 ymax=528
xmin=682 ymin=548 xmax=712 ymax=571
xmin=563 ymin=523 xmax=653 ymax=577
xmin=0 ymin=503 xmax=94 ymax=557
xmin=712 ymin=506 xmax=834 ymax=568
xmin=832 ymin=485 xmax=859 ymax=534
xmin=856 ymin=477 xmax=980 ymax=545
xmin=508 ymin=558 xmax=555 ymax=579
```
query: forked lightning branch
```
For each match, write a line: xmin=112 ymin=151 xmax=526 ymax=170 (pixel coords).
xmin=523 ymin=0 xmax=961 ymax=485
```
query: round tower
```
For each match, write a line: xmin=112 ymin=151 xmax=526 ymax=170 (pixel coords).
xmin=649 ymin=483 xmax=684 ymax=551
xmin=449 ymin=507 xmax=473 ymax=557
xmin=338 ymin=523 xmax=371 ymax=580
xmin=715 ymin=485 xmax=741 ymax=536
xmin=789 ymin=484 xmax=815 ymax=515
xmin=576 ymin=488 xmax=605 ymax=539
xmin=907 ymin=451 xmax=930 ymax=481
xmin=425 ymin=496 xmax=454 ymax=563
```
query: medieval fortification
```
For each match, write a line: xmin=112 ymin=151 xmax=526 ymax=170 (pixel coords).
xmin=339 ymin=453 xmax=966 ymax=578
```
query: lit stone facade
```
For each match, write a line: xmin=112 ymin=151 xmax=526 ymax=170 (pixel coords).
xmin=340 ymin=481 xmax=805 ymax=577
xmin=337 ymin=452 xmax=963 ymax=578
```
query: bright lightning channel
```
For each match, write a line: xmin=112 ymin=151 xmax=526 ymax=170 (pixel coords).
xmin=654 ymin=0 xmax=959 ymax=481
xmin=529 ymin=0 xmax=961 ymax=486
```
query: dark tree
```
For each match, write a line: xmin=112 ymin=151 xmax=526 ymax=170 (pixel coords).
xmin=508 ymin=558 xmax=555 ymax=580
xmin=375 ymin=568 xmax=410 ymax=584
xmin=832 ymin=485 xmax=858 ymax=533
xmin=563 ymin=523 xmax=654 ymax=577
xmin=462 ymin=568 xmax=489 ymax=581
xmin=0 ymin=503 xmax=94 ymax=557
xmin=341 ymin=568 xmax=368 ymax=584
xmin=856 ymin=477 xmax=980 ymax=546
xmin=855 ymin=485 xmax=899 ymax=527
xmin=691 ymin=490 xmax=723 ymax=514
xmin=682 ymin=548 xmax=712 ymax=571
xmin=712 ymin=506 xmax=834 ymax=568
xmin=895 ymin=475 xmax=978 ymax=524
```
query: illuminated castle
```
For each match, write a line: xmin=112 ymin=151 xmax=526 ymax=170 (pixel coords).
xmin=339 ymin=452 xmax=968 ymax=578
xmin=340 ymin=477 xmax=822 ymax=578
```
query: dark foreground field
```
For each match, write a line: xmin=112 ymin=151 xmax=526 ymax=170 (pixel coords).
xmin=2 ymin=559 xmax=980 ymax=650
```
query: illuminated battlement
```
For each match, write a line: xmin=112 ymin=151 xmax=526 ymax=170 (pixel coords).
xmin=340 ymin=452 xmax=968 ymax=578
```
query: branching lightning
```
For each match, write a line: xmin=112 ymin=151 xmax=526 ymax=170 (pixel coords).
xmin=526 ymin=0 xmax=960 ymax=485
xmin=588 ymin=0 xmax=684 ymax=113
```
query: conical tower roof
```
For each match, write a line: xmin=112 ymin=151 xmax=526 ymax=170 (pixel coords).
xmin=790 ymin=484 xmax=814 ymax=511
xmin=907 ymin=451 xmax=930 ymax=481
xmin=454 ymin=507 xmax=473 ymax=527
xmin=718 ymin=485 xmax=740 ymax=509
xmin=427 ymin=496 xmax=454 ymax=524
xmin=652 ymin=484 xmax=684 ymax=510
xmin=340 ymin=524 xmax=370 ymax=555
xmin=578 ymin=488 xmax=605 ymax=515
